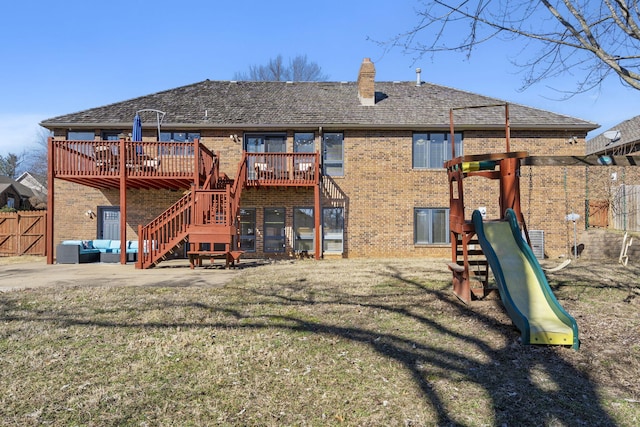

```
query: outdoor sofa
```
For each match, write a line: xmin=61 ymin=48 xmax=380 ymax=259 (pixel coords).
xmin=56 ymin=240 xmax=139 ymax=264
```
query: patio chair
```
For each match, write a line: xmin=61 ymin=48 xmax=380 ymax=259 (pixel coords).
xmin=295 ymin=162 xmax=313 ymax=180
xmin=254 ymin=162 xmax=273 ymax=179
xmin=94 ymin=144 xmax=118 ymax=171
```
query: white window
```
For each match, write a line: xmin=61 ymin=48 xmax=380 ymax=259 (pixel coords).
xmin=414 ymin=208 xmax=449 ymax=244
xmin=413 ymin=132 xmax=462 ymax=169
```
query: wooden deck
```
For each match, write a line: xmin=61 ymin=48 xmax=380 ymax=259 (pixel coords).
xmin=51 ymin=139 xmax=319 ymax=190
xmin=48 ymin=139 xmax=322 ymax=267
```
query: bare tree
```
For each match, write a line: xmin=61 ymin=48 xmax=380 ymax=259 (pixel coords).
xmin=20 ymin=127 xmax=50 ymax=179
xmin=234 ymin=54 xmax=329 ymax=81
xmin=0 ymin=153 xmax=22 ymax=179
xmin=384 ymin=1 xmax=640 ymax=95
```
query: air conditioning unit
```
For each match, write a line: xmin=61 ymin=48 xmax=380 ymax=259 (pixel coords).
xmin=529 ymin=230 xmax=544 ymax=260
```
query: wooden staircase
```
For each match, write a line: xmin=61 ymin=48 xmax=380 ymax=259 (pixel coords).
xmin=136 ymin=153 xmax=248 ymax=269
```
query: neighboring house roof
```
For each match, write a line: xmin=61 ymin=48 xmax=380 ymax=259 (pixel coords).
xmin=586 ymin=115 xmax=640 ymax=155
xmin=16 ymin=171 xmax=48 ymax=195
xmin=0 ymin=176 xmax=34 ymax=199
xmin=40 ymin=80 xmax=597 ymax=132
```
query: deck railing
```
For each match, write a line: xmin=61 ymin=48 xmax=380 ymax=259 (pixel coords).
xmin=137 ymin=191 xmax=192 ymax=268
xmin=246 ymin=152 xmax=319 ymax=186
xmin=50 ymin=138 xmax=215 ymax=180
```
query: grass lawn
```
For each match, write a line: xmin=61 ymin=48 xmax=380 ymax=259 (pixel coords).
xmin=0 ymin=257 xmax=638 ymax=426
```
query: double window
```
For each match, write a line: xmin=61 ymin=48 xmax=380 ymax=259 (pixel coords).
xmin=159 ymin=131 xmax=200 ymax=155
xmin=159 ymin=131 xmax=201 ymax=143
xmin=414 ymin=208 xmax=449 ymax=245
xmin=101 ymin=131 xmax=122 ymax=141
xmin=245 ymin=134 xmax=286 ymax=153
xmin=413 ymin=132 xmax=463 ymax=169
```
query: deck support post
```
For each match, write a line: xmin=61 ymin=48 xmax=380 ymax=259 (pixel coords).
xmin=314 ymin=172 xmax=321 ymax=260
xmin=119 ymin=137 xmax=128 ymax=264
xmin=46 ymin=137 xmax=55 ymax=264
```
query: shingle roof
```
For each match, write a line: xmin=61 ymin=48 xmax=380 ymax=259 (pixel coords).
xmin=0 ymin=176 xmax=34 ymax=198
xmin=41 ymin=80 xmax=597 ymax=131
xmin=586 ymin=115 xmax=640 ymax=154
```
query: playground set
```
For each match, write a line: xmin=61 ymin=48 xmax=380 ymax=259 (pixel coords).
xmin=444 ymin=103 xmax=580 ymax=349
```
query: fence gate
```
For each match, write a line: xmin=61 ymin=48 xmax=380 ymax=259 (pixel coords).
xmin=0 ymin=211 xmax=47 ymax=256
xmin=588 ymin=200 xmax=609 ymax=228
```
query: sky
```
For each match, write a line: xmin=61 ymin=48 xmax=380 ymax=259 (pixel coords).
xmin=1 ymin=0 xmax=638 ymax=156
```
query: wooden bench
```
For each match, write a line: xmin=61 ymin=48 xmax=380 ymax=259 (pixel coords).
xmin=188 ymin=250 xmax=244 ymax=269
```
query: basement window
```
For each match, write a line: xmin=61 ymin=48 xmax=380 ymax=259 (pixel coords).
xmin=414 ymin=208 xmax=449 ymax=245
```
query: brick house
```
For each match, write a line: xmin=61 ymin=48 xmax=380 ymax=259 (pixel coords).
xmin=586 ymin=115 xmax=640 ymax=155
xmin=41 ymin=58 xmax=600 ymax=267
xmin=0 ymin=176 xmax=36 ymax=210
xmin=584 ymin=115 xmax=640 ymax=230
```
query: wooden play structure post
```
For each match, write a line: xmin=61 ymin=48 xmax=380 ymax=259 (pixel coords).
xmin=446 ymin=103 xmax=529 ymax=303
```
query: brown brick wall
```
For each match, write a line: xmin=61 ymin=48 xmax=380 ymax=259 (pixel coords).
xmin=53 ymin=126 xmax=640 ymax=260
xmin=53 ymin=180 xmax=184 ymax=256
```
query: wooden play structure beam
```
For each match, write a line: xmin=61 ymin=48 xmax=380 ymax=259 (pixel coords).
xmin=446 ymin=151 xmax=530 ymax=303
xmin=523 ymin=154 xmax=640 ymax=167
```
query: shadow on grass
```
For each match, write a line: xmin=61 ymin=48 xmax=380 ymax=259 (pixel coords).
xmin=0 ymin=261 xmax=621 ymax=426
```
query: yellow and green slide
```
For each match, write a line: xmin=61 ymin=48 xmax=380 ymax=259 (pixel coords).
xmin=472 ymin=208 xmax=579 ymax=349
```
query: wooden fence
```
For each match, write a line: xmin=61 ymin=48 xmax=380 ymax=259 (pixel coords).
xmin=612 ymin=185 xmax=640 ymax=232
xmin=0 ymin=211 xmax=47 ymax=256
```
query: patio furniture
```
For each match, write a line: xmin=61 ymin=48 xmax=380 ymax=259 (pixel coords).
xmin=254 ymin=162 xmax=274 ymax=179
xmin=56 ymin=239 xmax=139 ymax=263
xmin=295 ymin=162 xmax=313 ymax=180
xmin=94 ymin=145 xmax=118 ymax=171
xmin=56 ymin=240 xmax=100 ymax=264
xmin=100 ymin=252 xmax=121 ymax=263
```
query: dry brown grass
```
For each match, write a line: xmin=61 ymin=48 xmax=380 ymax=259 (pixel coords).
xmin=0 ymin=255 xmax=45 ymax=265
xmin=0 ymin=257 xmax=638 ymax=426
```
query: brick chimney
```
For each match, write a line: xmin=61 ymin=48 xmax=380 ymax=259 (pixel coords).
xmin=357 ymin=58 xmax=376 ymax=106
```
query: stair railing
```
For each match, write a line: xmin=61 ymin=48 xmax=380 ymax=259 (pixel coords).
xmin=137 ymin=191 xmax=192 ymax=268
